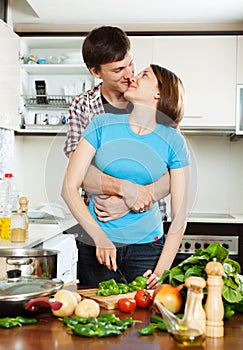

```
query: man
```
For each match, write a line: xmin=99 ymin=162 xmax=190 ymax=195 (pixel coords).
xmin=63 ymin=26 xmax=169 ymax=284
xmin=64 ymin=26 xmax=169 ymax=221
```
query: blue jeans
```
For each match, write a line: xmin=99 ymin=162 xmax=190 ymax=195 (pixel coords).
xmin=76 ymin=229 xmax=164 ymax=287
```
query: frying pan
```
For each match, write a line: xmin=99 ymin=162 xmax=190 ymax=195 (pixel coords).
xmin=0 ymin=276 xmax=64 ymax=317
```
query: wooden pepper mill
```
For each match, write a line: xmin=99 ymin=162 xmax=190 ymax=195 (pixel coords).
xmin=184 ymin=276 xmax=206 ymax=334
xmin=205 ymin=258 xmax=224 ymax=338
xmin=19 ymin=197 xmax=29 ymax=239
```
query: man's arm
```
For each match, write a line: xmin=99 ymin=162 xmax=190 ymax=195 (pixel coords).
xmin=82 ymin=165 xmax=170 ymax=221
xmin=146 ymin=171 xmax=170 ymax=201
xmin=83 ymin=164 xmax=170 ymax=201
xmin=82 ymin=164 xmax=154 ymax=212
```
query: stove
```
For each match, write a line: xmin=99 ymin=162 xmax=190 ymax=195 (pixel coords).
xmin=163 ymin=221 xmax=242 ymax=269
xmin=179 ymin=234 xmax=238 ymax=255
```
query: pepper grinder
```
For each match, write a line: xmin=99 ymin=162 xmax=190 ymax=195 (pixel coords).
xmin=19 ymin=197 xmax=29 ymax=239
xmin=184 ymin=276 xmax=206 ymax=334
xmin=205 ymin=258 xmax=224 ymax=338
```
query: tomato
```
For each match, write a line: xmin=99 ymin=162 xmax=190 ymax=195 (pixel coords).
xmin=118 ymin=298 xmax=137 ymax=312
xmin=134 ymin=289 xmax=153 ymax=308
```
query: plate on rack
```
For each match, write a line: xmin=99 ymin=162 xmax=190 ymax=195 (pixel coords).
xmin=24 ymin=124 xmax=68 ymax=131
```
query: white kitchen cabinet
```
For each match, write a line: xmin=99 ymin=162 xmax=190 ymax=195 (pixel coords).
xmin=237 ymin=36 xmax=243 ymax=84
xmin=236 ymin=85 xmax=243 ymax=134
xmin=236 ymin=37 xmax=243 ymax=134
xmin=129 ymin=36 xmax=153 ymax=74
xmin=0 ymin=20 xmax=20 ymax=129
xmin=19 ymin=36 xmax=94 ymax=133
xmin=153 ymin=36 xmax=237 ymax=128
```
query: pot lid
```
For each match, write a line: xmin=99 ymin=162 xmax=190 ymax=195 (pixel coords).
xmin=0 ymin=277 xmax=63 ymax=301
xmin=0 ymin=248 xmax=60 ymax=257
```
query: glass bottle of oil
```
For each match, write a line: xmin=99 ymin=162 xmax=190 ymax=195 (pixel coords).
xmin=0 ymin=188 xmax=11 ymax=240
xmin=169 ymin=276 xmax=206 ymax=347
xmin=0 ymin=173 xmax=18 ymax=240
xmin=10 ymin=210 xmax=26 ymax=242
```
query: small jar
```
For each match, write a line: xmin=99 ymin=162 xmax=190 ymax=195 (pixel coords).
xmin=10 ymin=211 xmax=26 ymax=242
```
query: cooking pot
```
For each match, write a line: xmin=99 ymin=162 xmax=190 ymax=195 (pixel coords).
xmin=0 ymin=276 xmax=63 ymax=317
xmin=0 ymin=248 xmax=59 ymax=278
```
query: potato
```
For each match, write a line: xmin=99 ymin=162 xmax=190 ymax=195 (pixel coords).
xmin=75 ymin=299 xmax=100 ymax=318
xmin=72 ymin=291 xmax=82 ymax=303
xmin=52 ymin=290 xmax=78 ymax=317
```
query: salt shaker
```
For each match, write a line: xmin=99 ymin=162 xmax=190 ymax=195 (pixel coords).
xmin=205 ymin=258 xmax=224 ymax=338
xmin=19 ymin=197 xmax=29 ymax=239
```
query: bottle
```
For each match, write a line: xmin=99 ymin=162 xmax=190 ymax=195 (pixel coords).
xmin=0 ymin=174 xmax=11 ymax=239
xmin=0 ymin=173 xmax=19 ymax=240
xmin=183 ymin=276 xmax=206 ymax=333
xmin=3 ymin=173 xmax=19 ymax=211
xmin=10 ymin=210 xmax=26 ymax=242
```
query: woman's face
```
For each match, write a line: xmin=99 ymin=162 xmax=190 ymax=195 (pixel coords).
xmin=124 ymin=66 xmax=160 ymax=106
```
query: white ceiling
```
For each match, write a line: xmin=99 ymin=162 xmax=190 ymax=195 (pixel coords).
xmin=10 ymin=0 xmax=243 ymax=26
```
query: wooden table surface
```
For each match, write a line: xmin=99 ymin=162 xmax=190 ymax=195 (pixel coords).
xmin=0 ymin=306 xmax=242 ymax=350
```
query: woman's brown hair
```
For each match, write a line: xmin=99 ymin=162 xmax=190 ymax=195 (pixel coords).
xmin=151 ymin=64 xmax=185 ymax=127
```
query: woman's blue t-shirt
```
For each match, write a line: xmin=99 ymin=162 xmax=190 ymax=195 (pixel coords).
xmin=82 ymin=113 xmax=190 ymax=244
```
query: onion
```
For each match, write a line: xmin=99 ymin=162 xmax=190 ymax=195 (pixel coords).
xmin=153 ymin=283 xmax=184 ymax=314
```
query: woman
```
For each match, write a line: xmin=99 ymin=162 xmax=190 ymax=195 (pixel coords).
xmin=62 ymin=64 xmax=191 ymax=289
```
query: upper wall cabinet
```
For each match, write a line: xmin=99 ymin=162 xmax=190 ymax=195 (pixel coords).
xmin=19 ymin=36 xmax=94 ymax=133
xmin=0 ymin=21 xmax=20 ymax=129
xmin=237 ymin=36 xmax=243 ymax=84
xmin=153 ymin=36 xmax=237 ymax=128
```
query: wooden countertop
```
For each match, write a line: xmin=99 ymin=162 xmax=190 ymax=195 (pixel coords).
xmin=0 ymin=307 xmax=242 ymax=350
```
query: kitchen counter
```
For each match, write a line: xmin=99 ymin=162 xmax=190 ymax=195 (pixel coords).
xmin=0 ymin=215 xmax=77 ymax=249
xmin=181 ymin=213 xmax=243 ymax=224
xmin=1 ymin=212 xmax=242 ymax=250
xmin=0 ymin=306 xmax=242 ymax=350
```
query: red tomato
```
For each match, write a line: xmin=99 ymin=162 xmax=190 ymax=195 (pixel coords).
xmin=118 ymin=298 xmax=137 ymax=312
xmin=134 ymin=289 xmax=153 ymax=308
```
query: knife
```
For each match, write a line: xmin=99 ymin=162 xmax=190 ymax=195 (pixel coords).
xmin=116 ymin=267 xmax=128 ymax=284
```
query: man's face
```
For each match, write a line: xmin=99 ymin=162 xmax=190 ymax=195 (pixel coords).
xmin=92 ymin=53 xmax=134 ymax=95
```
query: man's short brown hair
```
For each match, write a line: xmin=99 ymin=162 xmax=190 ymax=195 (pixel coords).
xmin=82 ymin=26 xmax=131 ymax=73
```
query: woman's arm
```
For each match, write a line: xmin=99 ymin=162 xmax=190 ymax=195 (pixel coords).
xmin=146 ymin=165 xmax=191 ymax=288
xmin=61 ymin=138 xmax=117 ymax=270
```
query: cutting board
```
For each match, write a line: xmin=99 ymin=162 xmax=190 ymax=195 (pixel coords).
xmin=77 ymin=288 xmax=137 ymax=310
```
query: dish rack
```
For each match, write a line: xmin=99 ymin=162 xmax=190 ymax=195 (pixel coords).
xmin=22 ymin=95 xmax=74 ymax=109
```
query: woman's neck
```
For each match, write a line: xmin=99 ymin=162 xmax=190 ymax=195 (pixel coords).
xmin=129 ymin=104 xmax=157 ymax=135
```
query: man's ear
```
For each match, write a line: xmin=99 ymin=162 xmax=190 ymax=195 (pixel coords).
xmin=89 ymin=67 xmax=101 ymax=79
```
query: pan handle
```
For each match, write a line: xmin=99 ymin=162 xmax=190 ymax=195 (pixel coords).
xmin=24 ymin=297 xmax=62 ymax=312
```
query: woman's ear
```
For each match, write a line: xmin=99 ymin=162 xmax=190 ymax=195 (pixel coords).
xmin=89 ymin=67 xmax=101 ymax=79
xmin=155 ymin=91 xmax=160 ymax=99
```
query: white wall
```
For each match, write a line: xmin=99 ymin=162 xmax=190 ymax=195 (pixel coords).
xmin=13 ymin=133 xmax=243 ymax=215
xmin=14 ymin=135 xmax=68 ymax=209
xmin=184 ymin=134 xmax=243 ymax=215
